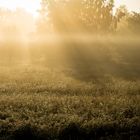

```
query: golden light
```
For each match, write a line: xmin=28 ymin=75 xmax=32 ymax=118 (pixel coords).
xmin=0 ymin=0 xmax=41 ymax=17
xmin=0 ymin=0 xmax=140 ymax=17
xmin=115 ymin=0 xmax=140 ymax=12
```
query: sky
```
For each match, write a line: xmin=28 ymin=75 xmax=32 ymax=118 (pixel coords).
xmin=115 ymin=0 xmax=140 ymax=12
xmin=0 ymin=0 xmax=139 ymax=17
xmin=0 ymin=0 xmax=41 ymax=17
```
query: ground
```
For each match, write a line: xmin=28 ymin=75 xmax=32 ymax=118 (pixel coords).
xmin=0 ymin=36 xmax=140 ymax=140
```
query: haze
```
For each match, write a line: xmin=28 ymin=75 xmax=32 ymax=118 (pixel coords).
xmin=0 ymin=0 xmax=140 ymax=17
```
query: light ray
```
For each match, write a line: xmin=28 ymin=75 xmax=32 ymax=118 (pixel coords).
xmin=0 ymin=0 xmax=41 ymax=17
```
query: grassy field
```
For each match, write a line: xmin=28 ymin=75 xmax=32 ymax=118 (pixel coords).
xmin=0 ymin=36 xmax=140 ymax=140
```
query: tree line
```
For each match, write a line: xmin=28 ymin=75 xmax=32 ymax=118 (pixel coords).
xmin=37 ymin=0 xmax=140 ymax=34
xmin=0 ymin=0 xmax=140 ymax=35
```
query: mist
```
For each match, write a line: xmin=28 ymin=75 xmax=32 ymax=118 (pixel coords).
xmin=0 ymin=1 xmax=140 ymax=140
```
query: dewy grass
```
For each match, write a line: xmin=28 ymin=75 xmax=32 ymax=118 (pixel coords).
xmin=0 ymin=64 xmax=140 ymax=140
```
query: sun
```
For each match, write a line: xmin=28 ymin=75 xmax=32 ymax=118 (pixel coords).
xmin=0 ymin=0 xmax=41 ymax=17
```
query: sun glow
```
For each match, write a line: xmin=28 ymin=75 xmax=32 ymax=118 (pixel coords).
xmin=115 ymin=0 xmax=140 ymax=12
xmin=0 ymin=0 xmax=41 ymax=17
xmin=0 ymin=0 xmax=139 ymax=18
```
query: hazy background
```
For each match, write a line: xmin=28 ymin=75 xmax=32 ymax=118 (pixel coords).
xmin=0 ymin=0 xmax=140 ymax=81
xmin=0 ymin=1 xmax=140 ymax=140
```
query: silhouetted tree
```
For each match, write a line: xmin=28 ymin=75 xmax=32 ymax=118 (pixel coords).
xmin=113 ymin=5 xmax=128 ymax=30
xmin=127 ymin=12 xmax=140 ymax=34
xmin=114 ymin=6 xmax=140 ymax=34
xmin=38 ymin=0 xmax=115 ymax=33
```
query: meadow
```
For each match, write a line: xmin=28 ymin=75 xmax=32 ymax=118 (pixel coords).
xmin=0 ymin=36 xmax=140 ymax=140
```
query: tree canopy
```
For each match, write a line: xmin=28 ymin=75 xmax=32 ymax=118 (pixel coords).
xmin=38 ymin=0 xmax=115 ymax=34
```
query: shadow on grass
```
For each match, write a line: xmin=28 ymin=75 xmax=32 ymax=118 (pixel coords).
xmin=63 ymin=41 xmax=140 ymax=82
xmin=1 ymin=122 xmax=139 ymax=140
xmin=12 ymin=124 xmax=51 ymax=140
xmin=59 ymin=123 xmax=140 ymax=140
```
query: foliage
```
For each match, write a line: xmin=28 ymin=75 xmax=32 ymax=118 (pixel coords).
xmin=38 ymin=0 xmax=114 ymax=33
xmin=126 ymin=12 xmax=140 ymax=34
xmin=0 ymin=66 xmax=140 ymax=140
xmin=115 ymin=6 xmax=140 ymax=34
